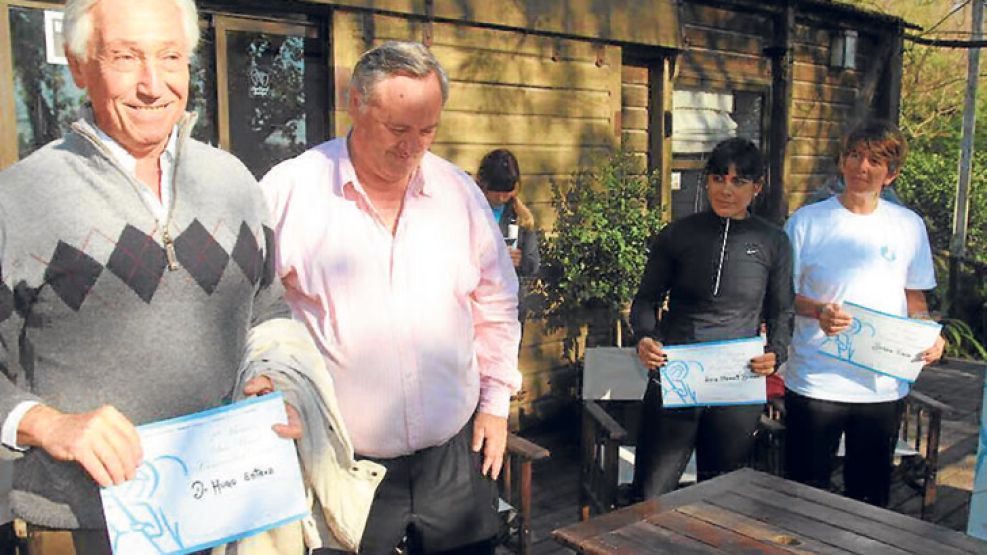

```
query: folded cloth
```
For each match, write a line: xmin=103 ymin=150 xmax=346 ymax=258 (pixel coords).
xmin=214 ymin=318 xmax=385 ymax=554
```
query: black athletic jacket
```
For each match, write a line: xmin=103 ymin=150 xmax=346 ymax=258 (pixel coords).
xmin=630 ymin=210 xmax=795 ymax=367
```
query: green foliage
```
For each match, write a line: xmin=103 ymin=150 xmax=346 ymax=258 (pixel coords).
xmin=940 ymin=318 xmax=987 ymax=360
xmin=895 ymin=145 xmax=987 ymax=259
xmin=537 ymin=151 xmax=664 ymax=330
xmin=896 ymin=148 xmax=987 ymax=360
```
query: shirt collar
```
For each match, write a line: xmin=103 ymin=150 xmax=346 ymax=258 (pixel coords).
xmin=338 ymin=132 xmax=431 ymax=200
xmin=92 ymin=125 xmax=178 ymax=175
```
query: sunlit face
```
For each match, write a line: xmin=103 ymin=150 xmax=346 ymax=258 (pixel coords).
xmin=347 ymin=72 xmax=443 ymax=188
xmin=706 ymin=165 xmax=762 ymax=220
xmin=840 ymin=147 xmax=898 ymax=195
xmin=67 ymin=0 xmax=190 ymax=158
xmin=482 ymin=187 xmax=516 ymax=208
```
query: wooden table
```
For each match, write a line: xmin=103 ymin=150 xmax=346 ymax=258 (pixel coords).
xmin=553 ymin=468 xmax=987 ymax=554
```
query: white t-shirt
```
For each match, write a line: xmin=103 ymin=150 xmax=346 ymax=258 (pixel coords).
xmin=784 ymin=196 xmax=936 ymax=403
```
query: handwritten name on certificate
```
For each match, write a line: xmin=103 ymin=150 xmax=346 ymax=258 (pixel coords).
xmin=100 ymin=393 xmax=308 ymax=555
xmin=660 ymin=337 xmax=766 ymax=408
xmin=818 ymin=301 xmax=942 ymax=383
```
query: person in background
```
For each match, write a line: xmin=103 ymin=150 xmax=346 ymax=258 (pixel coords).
xmin=0 ymin=0 xmax=312 ymax=553
xmin=631 ymin=137 xmax=794 ymax=498
xmin=261 ymin=41 xmax=521 ymax=555
xmin=783 ymin=119 xmax=945 ymax=507
xmin=476 ymin=149 xmax=540 ymax=320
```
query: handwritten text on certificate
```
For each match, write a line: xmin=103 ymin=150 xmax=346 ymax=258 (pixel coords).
xmin=660 ymin=337 xmax=766 ymax=408
xmin=818 ymin=301 xmax=942 ymax=383
xmin=100 ymin=393 xmax=308 ymax=555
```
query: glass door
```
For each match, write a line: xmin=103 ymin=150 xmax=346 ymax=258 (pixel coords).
xmin=214 ymin=16 xmax=329 ymax=179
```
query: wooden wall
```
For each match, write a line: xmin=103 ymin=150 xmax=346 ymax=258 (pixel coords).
xmin=678 ymin=3 xmax=772 ymax=90
xmin=307 ymin=0 xmax=681 ymax=49
xmin=621 ymin=63 xmax=650 ymax=176
xmin=787 ymin=23 xmax=881 ymax=209
xmin=332 ymin=9 xmax=624 ymax=423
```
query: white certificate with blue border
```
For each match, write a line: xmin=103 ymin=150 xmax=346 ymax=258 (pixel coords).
xmin=968 ymin=375 xmax=987 ymax=540
xmin=660 ymin=336 xmax=766 ymax=408
xmin=818 ymin=301 xmax=942 ymax=383
xmin=100 ymin=393 xmax=308 ymax=555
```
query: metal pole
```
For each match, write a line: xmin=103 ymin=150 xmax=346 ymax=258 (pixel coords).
xmin=949 ymin=0 xmax=984 ymax=313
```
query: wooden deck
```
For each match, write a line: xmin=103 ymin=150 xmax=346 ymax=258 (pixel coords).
xmin=512 ymin=358 xmax=986 ymax=554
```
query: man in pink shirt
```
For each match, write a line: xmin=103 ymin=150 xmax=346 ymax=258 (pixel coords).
xmin=261 ymin=41 xmax=522 ymax=554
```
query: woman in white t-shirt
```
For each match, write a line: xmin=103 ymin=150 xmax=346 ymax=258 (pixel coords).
xmin=783 ymin=120 xmax=946 ymax=507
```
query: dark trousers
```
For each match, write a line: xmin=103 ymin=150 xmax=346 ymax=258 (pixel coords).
xmin=784 ymin=389 xmax=904 ymax=507
xmin=317 ymin=423 xmax=498 ymax=555
xmin=633 ymin=379 xmax=764 ymax=499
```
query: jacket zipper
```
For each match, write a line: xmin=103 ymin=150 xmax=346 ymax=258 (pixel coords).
xmin=71 ymin=113 xmax=196 ymax=272
xmin=712 ymin=216 xmax=730 ymax=297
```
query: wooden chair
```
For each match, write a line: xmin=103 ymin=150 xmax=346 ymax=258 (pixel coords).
xmin=497 ymin=433 xmax=551 ymax=555
xmin=579 ymin=347 xmax=646 ymax=519
xmin=751 ymin=389 xmax=950 ymax=520
xmin=895 ymin=389 xmax=952 ymax=519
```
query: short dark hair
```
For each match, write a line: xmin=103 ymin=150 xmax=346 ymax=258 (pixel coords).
xmin=840 ymin=119 xmax=908 ymax=174
xmin=705 ymin=137 xmax=765 ymax=182
xmin=477 ymin=149 xmax=521 ymax=192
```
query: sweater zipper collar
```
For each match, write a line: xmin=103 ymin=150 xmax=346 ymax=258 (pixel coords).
xmin=712 ymin=215 xmax=731 ymax=297
xmin=71 ymin=112 xmax=197 ymax=271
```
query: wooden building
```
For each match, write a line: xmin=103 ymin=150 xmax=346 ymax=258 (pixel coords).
xmin=0 ymin=0 xmax=911 ymax=425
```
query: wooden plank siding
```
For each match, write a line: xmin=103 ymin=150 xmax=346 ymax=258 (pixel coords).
xmin=786 ymin=21 xmax=885 ymax=207
xmin=621 ymin=64 xmax=650 ymax=179
xmin=332 ymin=9 xmax=624 ymax=425
xmin=677 ymin=4 xmax=773 ymax=89
xmin=304 ymin=0 xmax=682 ymax=48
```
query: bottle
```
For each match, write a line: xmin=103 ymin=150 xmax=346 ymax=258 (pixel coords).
xmin=506 ymin=215 xmax=519 ymax=248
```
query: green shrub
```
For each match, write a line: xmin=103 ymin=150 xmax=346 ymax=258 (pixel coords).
xmin=896 ymin=142 xmax=987 ymax=359
xmin=537 ymin=151 xmax=664 ymax=336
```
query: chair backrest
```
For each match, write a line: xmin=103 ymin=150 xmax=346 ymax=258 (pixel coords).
xmin=582 ymin=347 xmax=649 ymax=401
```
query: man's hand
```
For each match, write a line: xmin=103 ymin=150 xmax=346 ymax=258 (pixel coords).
xmin=508 ymin=248 xmax=522 ymax=268
xmin=637 ymin=337 xmax=667 ymax=370
xmin=472 ymin=412 xmax=507 ymax=479
xmin=819 ymin=303 xmax=853 ymax=336
xmin=243 ymin=376 xmax=303 ymax=440
xmin=749 ymin=351 xmax=777 ymax=376
xmin=19 ymin=404 xmax=142 ymax=487
xmin=920 ymin=335 xmax=947 ymax=366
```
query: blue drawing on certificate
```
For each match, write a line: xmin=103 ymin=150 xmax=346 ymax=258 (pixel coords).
xmin=821 ymin=317 xmax=875 ymax=361
xmin=661 ymin=360 xmax=704 ymax=405
xmin=104 ymin=455 xmax=189 ymax=554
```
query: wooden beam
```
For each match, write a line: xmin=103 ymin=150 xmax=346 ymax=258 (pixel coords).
xmin=654 ymin=57 xmax=673 ymax=223
xmin=0 ymin=1 xmax=18 ymax=169
xmin=767 ymin=0 xmax=795 ymax=224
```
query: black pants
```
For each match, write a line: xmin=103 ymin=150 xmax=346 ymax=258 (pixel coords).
xmin=784 ymin=389 xmax=904 ymax=507
xmin=317 ymin=423 xmax=498 ymax=555
xmin=632 ymin=379 xmax=764 ymax=499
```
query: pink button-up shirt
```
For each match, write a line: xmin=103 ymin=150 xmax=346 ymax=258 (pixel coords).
xmin=261 ymin=138 xmax=522 ymax=457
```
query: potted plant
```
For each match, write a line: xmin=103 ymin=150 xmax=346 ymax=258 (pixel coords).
xmin=536 ymin=149 xmax=664 ymax=359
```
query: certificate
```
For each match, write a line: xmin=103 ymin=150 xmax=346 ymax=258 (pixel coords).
xmin=968 ymin=376 xmax=987 ymax=540
xmin=660 ymin=337 xmax=766 ymax=408
xmin=100 ymin=393 xmax=308 ymax=555
xmin=818 ymin=301 xmax=942 ymax=383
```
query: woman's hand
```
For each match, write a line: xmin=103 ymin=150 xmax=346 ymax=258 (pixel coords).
xmin=749 ymin=351 xmax=777 ymax=376
xmin=637 ymin=337 xmax=667 ymax=370
xmin=819 ymin=303 xmax=853 ymax=335
xmin=919 ymin=335 xmax=946 ymax=365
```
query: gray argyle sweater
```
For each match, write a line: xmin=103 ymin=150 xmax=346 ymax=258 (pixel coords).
xmin=0 ymin=113 xmax=299 ymax=529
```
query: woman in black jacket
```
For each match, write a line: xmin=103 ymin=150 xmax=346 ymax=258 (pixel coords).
xmin=630 ymin=137 xmax=794 ymax=498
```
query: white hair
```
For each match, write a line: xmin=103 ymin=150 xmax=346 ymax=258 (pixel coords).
xmin=349 ymin=41 xmax=449 ymax=111
xmin=63 ymin=0 xmax=200 ymax=61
